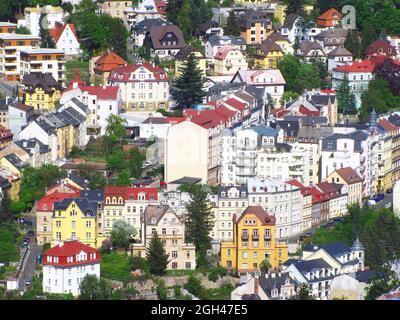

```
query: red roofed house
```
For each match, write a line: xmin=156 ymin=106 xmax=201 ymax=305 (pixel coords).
xmin=90 ymin=51 xmax=127 ymax=85
xmin=108 ymin=62 xmax=170 ymax=112
xmin=326 ymin=167 xmax=363 ymax=206
xmin=103 ymin=186 xmax=159 ymax=238
xmin=49 ymin=22 xmax=80 ymax=56
xmin=42 ymin=240 xmax=101 ymax=296
xmin=365 ymin=40 xmax=398 ymax=59
xmin=60 ymin=68 xmax=122 ymax=138
xmin=214 ymin=47 xmax=248 ymax=75
xmin=287 ymin=180 xmax=313 ymax=230
xmin=332 ymin=59 xmax=376 ymax=109
xmin=316 ymin=182 xmax=348 ymax=219
xmin=36 ymin=189 xmax=80 ymax=245
xmin=309 ymin=187 xmax=330 ymax=227
xmin=317 ymin=8 xmax=342 ymax=28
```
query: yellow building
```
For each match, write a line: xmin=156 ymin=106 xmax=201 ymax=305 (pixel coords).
xmin=254 ymin=39 xmax=284 ymax=69
xmin=326 ymin=167 xmax=363 ymax=206
xmin=97 ymin=0 xmax=132 ymax=20
xmin=22 ymin=73 xmax=61 ymax=112
xmin=52 ymin=197 xmax=98 ymax=248
xmin=175 ymin=46 xmax=207 ymax=77
xmin=220 ymin=206 xmax=289 ymax=274
xmin=274 ymin=4 xmax=314 ymax=25
xmin=132 ymin=206 xmax=196 ymax=270
xmin=237 ymin=9 xmax=269 ymax=45
xmin=214 ymin=47 xmax=248 ymax=76
xmin=0 ymin=153 xmax=23 ymax=201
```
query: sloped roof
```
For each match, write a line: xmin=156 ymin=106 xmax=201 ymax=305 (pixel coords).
xmin=148 ymin=24 xmax=185 ymax=49
xmin=94 ymin=51 xmax=127 ymax=72
xmin=49 ymin=22 xmax=78 ymax=43
xmin=22 ymin=73 xmax=60 ymax=92
xmin=334 ymin=167 xmax=363 ymax=184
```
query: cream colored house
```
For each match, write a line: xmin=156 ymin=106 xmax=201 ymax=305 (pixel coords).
xmin=132 ymin=206 xmax=196 ymax=270
xmin=165 ymin=120 xmax=209 ymax=184
xmin=214 ymin=47 xmax=247 ymax=76
xmin=175 ymin=46 xmax=206 ymax=77
xmin=97 ymin=1 xmax=132 ymax=20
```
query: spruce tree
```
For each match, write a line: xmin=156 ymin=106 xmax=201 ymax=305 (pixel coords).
xmin=0 ymin=191 xmax=12 ymax=223
xmin=146 ymin=232 xmax=170 ymax=276
xmin=292 ymin=36 xmax=301 ymax=52
xmin=185 ymin=187 xmax=214 ymax=257
xmin=344 ymin=29 xmax=362 ymax=59
xmin=170 ymin=53 xmax=206 ymax=109
xmin=337 ymin=75 xmax=351 ymax=114
xmin=224 ymin=11 xmax=241 ymax=36
xmin=361 ymin=21 xmax=378 ymax=56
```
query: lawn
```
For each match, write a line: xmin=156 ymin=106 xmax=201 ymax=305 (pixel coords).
xmin=101 ymin=252 xmax=132 ymax=283
xmin=0 ymin=225 xmax=20 ymax=263
xmin=65 ymin=60 xmax=90 ymax=84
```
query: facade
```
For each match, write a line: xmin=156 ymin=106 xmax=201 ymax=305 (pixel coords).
xmin=0 ymin=33 xmax=40 ymax=81
xmin=205 ymin=35 xmax=246 ymax=60
xmin=42 ymin=241 xmax=101 ymax=296
xmin=175 ymin=46 xmax=207 ymax=77
xmin=317 ymin=8 xmax=342 ymax=28
xmin=214 ymin=47 xmax=248 ymax=76
xmin=108 ymin=62 xmax=169 ymax=112
xmin=97 ymin=1 xmax=133 ymax=20
xmin=144 ymin=24 xmax=186 ymax=59
xmin=18 ymin=5 xmax=64 ymax=37
xmin=326 ymin=167 xmax=363 ymax=206
xmin=280 ymin=14 xmax=305 ymax=43
xmin=49 ymin=22 xmax=81 ymax=56
xmin=19 ymin=48 xmax=65 ymax=85
xmin=253 ymin=39 xmax=284 ymax=69
xmin=0 ymin=126 xmax=13 ymax=148
xmin=296 ymin=41 xmax=326 ymax=63
xmin=91 ymin=51 xmax=127 ymax=85
xmin=0 ymin=22 xmax=17 ymax=34
xmin=132 ymin=206 xmax=196 ymax=270
xmin=327 ymin=47 xmax=353 ymax=73
xmin=7 ymin=102 xmax=35 ymax=140
xmin=237 ymin=9 xmax=269 ymax=45
xmin=220 ymin=206 xmax=289 ymax=274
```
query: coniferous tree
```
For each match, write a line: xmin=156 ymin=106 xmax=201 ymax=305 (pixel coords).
xmin=146 ymin=232 xmax=170 ymax=276
xmin=0 ymin=191 xmax=12 ymax=223
xmin=185 ymin=187 xmax=214 ymax=257
xmin=224 ymin=11 xmax=241 ymax=36
xmin=39 ymin=14 xmax=55 ymax=48
xmin=282 ymin=0 xmax=306 ymax=15
xmin=292 ymin=35 xmax=301 ymax=52
xmin=337 ymin=75 xmax=351 ymax=114
xmin=361 ymin=21 xmax=378 ymax=56
xmin=344 ymin=29 xmax=362 ymax=59
xmin=170 ymin=53 xmax=206 ymax=109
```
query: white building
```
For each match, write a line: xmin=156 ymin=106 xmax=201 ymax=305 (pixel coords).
xmin=280 ymin=14 xmax=306 ymax=43
xmin=205 ymin=35 xmax=247 ymax=60
xmin=49 ymin=23 xmax=81 ymax=56
xmin=394 ymin=180 xmax=400 ymax=216
xmin=18 ymin=5 xmax=65 ymax=37
xmin=130 ymin=0 xmax=167 ymax=25
xmin=42 ymin=241 xmax=101 ymax=296
xmin=327 ymin=47 xmax=353 ymax=73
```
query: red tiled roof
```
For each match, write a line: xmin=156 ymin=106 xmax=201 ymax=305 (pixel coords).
xmin=190 ymin=109 xmax=228 ymax=129
xmin=183 ymin=109 xmax=200 ymax=118
xmin=223 ymin=98 xmax=247 ymax=112
xmin=299 ymin=105 xmax=320 ymax=116
xmin=365 ymin=40 xmax=398 ymax=57
xmin=321 ymin=89 xmax=336 ymax=94
xmin=215 ymin=105 xmax=238 ymax=118
xmin=379 ymin=118 xmax=399 ymax=131
xmin=215 ymin=46 xmax=238 ymax=60
xmin=104 ymin=186 xmax=159 ymax=202
xmin=286 ymin=179 xmax=305 ymax=189
xmin=333 ymin=59 xmax=376 ymax=73
xmin=271 ymin=108 xmax=290 ymax=118
xmin=108 ymin=61 xmax=169 ymax=82
xmin=334 ymin=167 xmax=363 ymax=184
xmin=43 ymin=241 xmax=101 ymax=267
xmin=317 ymin=8 xmax=342 ymax=27
xmin=316 ymin=182 xmax=341 ymax=199
xmin=81 ymin=85 xmax=119 ymax=100
xmin=155 ymin=0 xmax=167 ymax=13
xmin=165 ymin=117 xmax=185 ymax=124
xmin=49 ymin=22 xmax=78 ymax=43
xmin=95 ymin=51 xmax=127 ymax=72
xmin=309 ymin=187 xmax=330 ymax=204
xmin=37 ymin=190 xmax=80 ymax=212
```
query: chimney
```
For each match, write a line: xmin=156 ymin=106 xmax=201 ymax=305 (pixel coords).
xmin=58 ymin=241 xmax=64 ymax=247
xmin=254 ymin=273 xmax=259 ymax=295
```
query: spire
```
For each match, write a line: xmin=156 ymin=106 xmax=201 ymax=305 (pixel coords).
xmin=68 ymin=65 xmax=85 ymax=89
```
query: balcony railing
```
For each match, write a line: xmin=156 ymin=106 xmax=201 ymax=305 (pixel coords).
xmin=241 ymin=234 xmax=248 ymax=241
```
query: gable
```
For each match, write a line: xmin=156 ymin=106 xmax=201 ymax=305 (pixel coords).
xmin=305 ymin=249 xmax=342 ymax=269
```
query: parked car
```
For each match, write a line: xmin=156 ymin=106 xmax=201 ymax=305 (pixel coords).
xmin=27 ymin=230 xmax=34 ymax=237
xmin=387 ymin=188 xmax=393 ymax=194
xmin=25 ymin=280 xmax=31 ymax=286
xmin=22 ymin=220 xmax=33 ymax=226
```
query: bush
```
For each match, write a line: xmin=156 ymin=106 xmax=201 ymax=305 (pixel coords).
xmin=156 ymin=279 xmax=168 ymax=300
xmin=184 ymin=275 xmax=208 ymax=299
xmin=101 ymin=252 xmax=132 ymax=282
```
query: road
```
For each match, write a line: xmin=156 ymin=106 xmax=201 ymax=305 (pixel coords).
xmin=374 ymin=193 xmax=393 ymax=209
xmin=17 ymin=202 xmax=39 ymax=292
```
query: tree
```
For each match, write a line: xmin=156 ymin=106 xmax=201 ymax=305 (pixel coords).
xmin=146 ymin=232 xmax=170 ymax=276
xmin=127 ymin=148 xmax=145 ymax=179
xmin=375 ymin=59 xmax=400 ymax=96
xmin=156 ymin=279 xmax=168 ymax=300
xmin=259 ymin=258 xmax=272 ymax=273
xmin=337 ymin=75 xmax=351 ymax=114
xmin=344 ymin=29 xmax=362 ymax=59
xmin=282 ymin=0 xmax=306 ymax=15
xmin=39 ymin=14 xmax=55 ymax=48
xmin=185 ymin=187 xmax=214 ymax=265
xmin=294 ymin=63 xmax=320 ymax=93
xmin=280 ymin=91 xmax=299 ymax=106
xmin=0 ymin=192 xmax=12 ymax=223
xmin=116 ymin=169 xmax=131 ymax=186
xmin=106 ymin=148 xmax=126 ymax=173
xmin=176 ymin=0 xmax=193 ymax=39
xmin=297 ymin=283 xmax=313 ymax=300
xmin=277 ymin=54 xmax=301 ymax=93
xmin=79 ymin=275 xmax=113 ymax=300
xmin=184 ymin=274 xmax=208 ymax=299
xmin=224 ymin=11 xmax=240 ymax=36
xmin=361 ymin=21 xmax=378 ymax=55
xmin=110 ymin=220 xmax=137 ymax=251
xmin=105 ymin=115 xmax=127 ymax=149
xmin=292 ymin=36 xmax=301 ymax=52
xmin=365 ymin=270 xmax=400 ymax=300
xmin=16 ymin=26 xmax=30 ymax=34
xmin=61 ymin=2 xmax=73 ymax=14
xmin=170 ymin=53 xmax=206 ymax=110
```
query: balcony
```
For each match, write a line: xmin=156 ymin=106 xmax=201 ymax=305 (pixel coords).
xmin=241 ymin=234 xmax=249 ymax=241
xmin=264 ymin=234 xmax=271 ymax=240
xmin=252 ymin=234 xmax=259 ymax=241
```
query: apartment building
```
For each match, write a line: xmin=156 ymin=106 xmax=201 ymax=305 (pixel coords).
xmin=108 ymin=62 xmax=170 ymax=112
xmin=214 ymin=47 xmax=248 ymax=76
xmin=97 ymin=1 xmax=133 ymax=20
xmin=0 ymin=22 xmax=17 ymax=34
xmin=132 ymin=206 xmax=196 ymax=270
xmin=19 ymin=48 xmax=65 ymax=85
xmin=326 ymin=167 xmax=363 ymax=206
xmin=0 ymin=33 xmax=40 ymax=81
xmin=237 ymin=9 xmax=269 ymax=45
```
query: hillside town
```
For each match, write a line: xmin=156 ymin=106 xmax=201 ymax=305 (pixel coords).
xmin=0 ymin=0 xmax=400 ymax=302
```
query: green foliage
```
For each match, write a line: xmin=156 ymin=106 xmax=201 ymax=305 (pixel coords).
xmin=278 ymin=54 xmax=301 ymax=93
xmin=361 ymin=21 xmax=378 ymax=55
xmin=156 ymin=108 xmax=183 ymax=117
xmin=295 ymin=63 xmax=321 ymax=92
xmin=101 ymin=252 xmax=132 ymax=282
xmin=344 ymin=29 xmax=362 ymax=59
xmin=207 ymin=265 xmax=228 ymax=282
xmin=146 ymin=232 xmax=170 ymax=276
xmin=171 ymin=53 xmax=207 ymax=110
xmin=184 ymin=274 xmax=208 ymax=299
xmin=39 ymin=14 xmax=56 ymax=48
xmin=280 ymin=91 xmax=300 ymax=106
xmin=0 ymin=224 xmax=20 ymax=263
xmin=111 ymin=220 xmax=136 ymax=250
xmin=0 ymin=192 xmax=13 ymax=222
xmin=79 ymin=275 xmax=113 ymax=300
xmin=297 ymin=283 xmax=314 ymax=300
xmin=185 ymin=187 xmax=214 ymax=260
xmin=65 ymin=60 xmax=90 ymax=84
xmin=127 ymin=148 xmax=145 ymax=179
xmin=156 ymin=279 xmax=168 ymax=300
xmin=106 ymin=148 xmax=126 ymax=172
xmin=360 ymin=78 xmax=400 ymax=121
xmin=224 ymin=11 xmax=240 ymax=36
xmin=130 ymin=255 xmax=149 ymax=273
xmin=337 ymin=75 xmax=357 ymax=115
xmin=365 ymin=271 xmax=400 ymax=300
xmin=260 ymin=258 xmax=272 ymax=273
xmin=105 ymin=115 xmax=128 ymax=149
xmin=116 ymin=169 xmax=131 ymax=186
xmin=16 ymin=26 xmax=30 ymax=34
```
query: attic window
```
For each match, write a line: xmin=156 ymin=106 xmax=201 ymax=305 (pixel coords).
xmin=151 ymin=217 xmax=156 ymax=224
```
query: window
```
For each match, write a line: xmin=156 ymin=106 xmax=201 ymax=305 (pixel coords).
xmin=172 ymin=251 xmax=178 ymax=259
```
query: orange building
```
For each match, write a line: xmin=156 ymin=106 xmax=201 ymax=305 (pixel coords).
xmin=237 ymin=9 xmax=270 ymax=45
xmin=92 ymin=51 xmax=127 ymax=85
xmin=0 ymin=22 xmax=17 ymax=34
xmin=317 ymin=8 xmax=342 ymax=28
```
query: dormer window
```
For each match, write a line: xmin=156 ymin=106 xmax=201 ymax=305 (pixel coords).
xmin=151 ymin=217 xmax=156 ymax=224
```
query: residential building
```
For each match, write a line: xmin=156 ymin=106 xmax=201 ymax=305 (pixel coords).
xmin=327 ymin=47 xmax=353 ymax=73
xmin=144 ymin=24 xmax=186 ymax=59
xmin=326 ymin=167 xmax=363 ymax=206
xmin=265 ymin=32 xmax=292 ymax=55
xmin=18 ymin=5 xmax=65 ymax=37
xmin=51 ymin=191 xmax=104 ymax=248
xmin=0 ymin=126 xmax=13 ymax=148
xmin=131 ymin=18 xmax=167 ymax=48
xmin=231 ymin=272 xmax=299 ymax=300
xmin=0 ymin=99 xmax=8 ymax=129
xmin=253 ymin=39 xmax=284 ymax=69
xmin=22 ymin=73 xmax=62 ymax=111
xmin=19 ymin=49 xmax=65 ymax=85
xmin=205 ymin=35 xmax=246 ymax=60
xmin=132 ymin=206 xmax=196 ymax=270
xmin=280 ymin=14 xmax=305 ymax=43
xmin=175 ymin=46 xmax=206 ymax=77
xmin=198 ymin=20 xmax=224 ymax=40
xmin=214 ymin=47 xmax=248 ymax=76
xmin=296 ymin=41 xmax=326 ymax=63
xmin=316 ymin=182 xmax=348 ymax=219
xmin=42 ymin=241 xmax=101 ymax=296
xmin=0 ymin=33 xmax=40 ymax=81
xmin=129 ymin=0 xmax=167 ymax=25
xmin=7 ymin=102 xmax=35 ymax=140
xmin=97 ymin=1 xmax=133 ymax=20
xmin=387 ymin=35 xmax=400 ymax=57
xmin=315 ymin=29 xmax=348 ymax=54
xmin=287 ymin=180 xmax=313 ymax=231
xmin=231 ymin=69 xmax=286 ymax=107
xmin=237 ymin=9 xmax=269 ymax=45
xmin=317 ymin=8 xmax=342 ymax=28
xmin=0 ymin=22 xmax=17 ymax=34
xmin=365 ymin=40 xmax=398 ymax=59
xmin=330 ymin=269 xmax=377 ymax=300
xmin=49 ymin=22 xmax=81 ymax=57
xmin=108 ymin=62 xmax=169 ymax=112
xmin=283 ymin=240 xmax=365 ymax=300
xmin=91 ymin=51 xmax=127 ymax=85
xmin=37 ymin=189 xmax=80 ymax=245
xmin=14 ymin=138 xmax=51 ymax=167
xmin=220 ymin=206 xmax=289 ymax=273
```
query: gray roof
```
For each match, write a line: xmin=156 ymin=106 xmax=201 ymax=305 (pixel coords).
xmin=133 ymin=18 xmax=167 ymax=32
xmin=218 ymin=185 xmax=247 ymax=197
xmin=354 ymin=270 xmax=379 ymax=283
xmin=169 ymin=177 xmax=202 ymax=185
xmin=54 ymin=197 xmax=98 ymax=217
xmin=259 ymin=273 xmax=299 ymax=299
xmin=251 ymin=124 xmax=278 ymax=137
xmin=15 ymin=138 xmax=50 ymax=155
xmin=207 ymin=34 xmax=246 ymax=46
xmin=70 ymin=98 xmax=89 ymax=114
xmin=321 ymin=131 xmax=368 ymax=152
xmin=283 ymin=13 xmax=302 ymax=29
xmin=0 ymin=99 xmax=8 ymax=111
xmin=328 ymin=46 xmax=352 ymax=57
xmin=34 ymin=117 xmax=56 ymax=135
xmin=4 ymin=153 xmax=24 ymax=169
xmin=303 ymin=242 xmax=351 ymax=258
xmin=297 ymin=41 xmax=325 ymax=57
xmin=287 ymin=258 xmax=332 ymax=274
